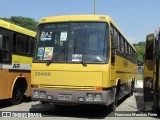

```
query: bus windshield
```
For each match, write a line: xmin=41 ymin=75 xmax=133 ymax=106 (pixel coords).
xmin=34 ymin=22 xmax=108 ymax=63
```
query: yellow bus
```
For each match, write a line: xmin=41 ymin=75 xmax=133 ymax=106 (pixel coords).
xmin=31 ymin=15 xmax=137 ymax=110
xmin=143 ymin=29 xmax=160 ymax=109
xmin=0 ymin=19 xmax=36 ymax=105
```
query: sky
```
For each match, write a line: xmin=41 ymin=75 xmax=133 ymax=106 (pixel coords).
xmin=0 ymin=0 xmax=160 ymax=44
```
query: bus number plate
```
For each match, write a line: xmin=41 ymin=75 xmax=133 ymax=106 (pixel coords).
xmin=58 ymin=94 xmax=72 ymax=101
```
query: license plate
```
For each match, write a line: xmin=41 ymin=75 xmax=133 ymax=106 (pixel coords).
xmin=58 ymin=94 xmax=72 ymax=101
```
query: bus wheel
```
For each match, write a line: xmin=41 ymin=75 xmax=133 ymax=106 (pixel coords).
xmin=9 ymin=80 xmax=26 ymax=105
xmin=129 ymin=80 xmax=134 ymax=96
xmin=40 ymin=101 xmax=49 ymax=104
xmin=154 ymin=90 xmax=160 ymax=110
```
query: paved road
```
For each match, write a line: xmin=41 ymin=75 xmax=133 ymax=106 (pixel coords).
xmin=0 ymin=80 xmax=159 ymax=120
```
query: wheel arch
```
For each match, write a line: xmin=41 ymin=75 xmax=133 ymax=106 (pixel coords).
xmin=115 ymin=78 xmax=121 ymax=87
xmin=10 ymin=76 xmax=28 ymax=98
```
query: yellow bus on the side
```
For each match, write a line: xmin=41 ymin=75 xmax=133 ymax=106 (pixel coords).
xmin=0 ymin=19 xmax=36 ymax=105
xmin=31 ymin=15 xmax=137 ymax=110
xmin=143 ymin=29 xmax=160 ymax=110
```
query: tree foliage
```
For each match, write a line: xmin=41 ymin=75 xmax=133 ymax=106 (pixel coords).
xmin=133 ymin=41 xmax=145 ymax=62
xmin=0 ymin=16 xmax=38 ymax=31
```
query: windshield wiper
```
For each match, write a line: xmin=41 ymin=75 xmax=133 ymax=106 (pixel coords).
xmin=46 ymin=59 xmax=52 ymax=66
xmin=74 ymin=42 xmax=87 ymax=67
xmin=81 ymin=55 xmax=87 ymax=67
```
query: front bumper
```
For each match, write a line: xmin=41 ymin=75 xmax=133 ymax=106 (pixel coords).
xmin=31 ymin=88 xmax=115 ymax=105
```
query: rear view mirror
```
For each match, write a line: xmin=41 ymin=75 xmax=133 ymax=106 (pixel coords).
xmin=0 ymin=35 xmax=3 ymax=49
xmin=111 ymin=34 xmax=118 ymax=49
xmin=156 ymin=36 xmax=160 ymax=59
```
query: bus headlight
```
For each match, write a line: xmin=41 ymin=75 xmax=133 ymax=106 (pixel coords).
xmin=86 ymin=93 xmax=94 ymax=101
xmin=39 ymin=91 xmax=46 ymax=99
xmin=33 ymin=90 xmax=39 ymax=98
xmin=94 ymin=93 xmax=102 ymax=101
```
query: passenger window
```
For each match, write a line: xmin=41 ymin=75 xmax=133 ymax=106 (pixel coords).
xmin=2 ymin=36 xmax=9 ymax=50
xmin=16 ymin=35 xmax=29 ymax=54
xmin=121 ymin=37 xmax=124 ymax=53
xmin=0 ymin=35 xmax=10 ymax=62
xmin=30 ymin=37 xmax=35 ymax=55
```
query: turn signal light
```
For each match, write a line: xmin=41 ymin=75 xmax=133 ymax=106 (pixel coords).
xmin=96 ymin=86 xmax=102 ymax=91
xmin=31 ymin=84 xmax=39 ymax=88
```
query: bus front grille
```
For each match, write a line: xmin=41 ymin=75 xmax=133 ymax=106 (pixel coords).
xmin=39 ymin=84 xmax=96 ymax=90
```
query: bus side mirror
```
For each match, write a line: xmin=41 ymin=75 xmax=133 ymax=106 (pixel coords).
xmin=157 ymin=38 xmax=160 ymax=59
xmin=111 ymin=36 xmax=118 ymax=49
xmin=0 ymin=35 xmax=3 ymax=49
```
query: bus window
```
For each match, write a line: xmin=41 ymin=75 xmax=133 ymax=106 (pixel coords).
xmin=2 ymin=36 xmax=9 ymax=50
xmin=0 ymin=35 xmax=10 ymax=62
xmin=30 ymin=37 xmax=35 ymax=55
xmin=120 ymin=37 xmax=124 ymax=53
xmin=16 ymin=35 xmax=29 ymax=54
xmin=88 ymin=33 xmax=98 ymax=52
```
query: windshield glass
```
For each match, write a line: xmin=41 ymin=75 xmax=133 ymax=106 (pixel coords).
xmin=34 ymin=22 xmax=109 ymax=64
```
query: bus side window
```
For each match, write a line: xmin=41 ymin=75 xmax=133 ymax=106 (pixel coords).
xmin=121 ymin=37 xmax=124 ymax=53
xmin=0 ymin=35 xmax=10 ymax=62
xmin=13 ymin=33 xmax=16 ymax=52
xmin=2 ymin=35 xmax=9 ymax=50
xmin=30 ymin=37 xmax=35 ymax=55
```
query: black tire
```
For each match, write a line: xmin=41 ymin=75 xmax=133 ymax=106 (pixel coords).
xmin=40 ymin=101 xmax=49 ymax=104
xmin=9 ymin=83 xmax=25 ymax=105
xmin=129 ymin=80 xmax=134 ymax=96
xmin=153 ymin=90 xmax=160 ymax=110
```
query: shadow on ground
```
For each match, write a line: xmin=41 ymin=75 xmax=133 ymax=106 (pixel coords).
xmin=0 ymin=97 xmax=32 ymax=109
xmin=134 ymin=85 xmax=160 ymax=118
xmin=29 ymin=94 xmax=130 ymax=118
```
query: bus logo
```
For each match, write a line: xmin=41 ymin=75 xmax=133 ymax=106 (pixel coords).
xmin=13 ymin=63 xmax=20 ymax=68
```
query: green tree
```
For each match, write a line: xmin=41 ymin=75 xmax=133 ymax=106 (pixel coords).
xmin=133 ymin=41 xmax=145 ymax=64
xmin=0 ymin=16 xmax=38 ymax=31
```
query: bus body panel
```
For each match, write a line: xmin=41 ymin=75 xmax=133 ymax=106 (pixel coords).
xmin=0 ymin=55 xmax=32 ymax=99
xmin=32 ymin=64 xmax=110 ymax=88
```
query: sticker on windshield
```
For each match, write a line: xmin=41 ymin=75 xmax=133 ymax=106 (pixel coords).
xmin=72 ymin=54 xmax=82 ymax=61
xmin=40 ymin=31 xmax=52 ymax=41
xmin=60 ymin=32 xmax=67 ymax=41
xmin=37 ymin=47 xmax=44 ymax=60
xmin=43 ymin=47 xmax=54 ymax=60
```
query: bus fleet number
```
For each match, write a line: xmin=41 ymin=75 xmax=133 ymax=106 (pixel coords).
xmin=35 ymin=72 xmax=51 ymax=76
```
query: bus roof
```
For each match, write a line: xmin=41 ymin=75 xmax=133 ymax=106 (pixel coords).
xmin=0 ymin=19 xmax=36 ymax=37
xmin=39 ymin=14 xmax=136 ymax=52
xmin=39 ymin=14 xmax=112 ymax=23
